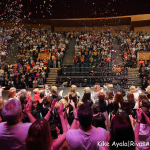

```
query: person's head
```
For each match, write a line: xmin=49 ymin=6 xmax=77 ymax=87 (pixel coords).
xmin=32 ymin=99 xmax=37 ymax=108
xmin=70 ymin=85 xmax=77 ymax=93
xmin=93 ymin=85 xmax=100 ymax=92
xmin=138 ymin=94 xmax=148 ymax=107
xmin=106 ymin=90 xmax=113 ymax=99
xmin=77 ymin=103 xmax=93 ymax=129
xmin=97 ymin=92 xmax=105 ymax=101
xmin=20 ymin=94 xmax=27 ymax=105
xmin=26 ymin=118 xmax=52 ymax=150
xmin=33 ymin=88 xmax=39 ymax=94
xmin=50 ymin=124 xmax=60 ymax=140
xmin=146 ymin=85 xmax=150 ymax=94
xmin=127 ymin=92 xmax=134 ymax=102
xmin=2 ymin=99 xmax=22 ymax=125
xmin=69 ymin=92 xmax=78 ymax=104
xmin=51 ymin=86 xmax=58 ymax=97
xmin=84 ymin=87 xmax=91 ymax=93
xmin=82 ymin=91 xmax=91 ymax=103
xmin=8 ymin=87 xmax=16 ymax=99
xmin=115 ymin=92 xmax=124 ymax=105
xmin=141 ymin=106 xmax=150 ymax=124
xmin=109 ymin=114 xmax=135 ymax=150
xmin=43 ymin=97 xmax=51 ymax=107
xmin=77 ymin=101 xmax=83 ymax=108
xmin=130 ymin=86 xmax=136 ymax=93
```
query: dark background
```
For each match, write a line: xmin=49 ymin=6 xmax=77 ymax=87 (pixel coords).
xmin=0 ymin=0 xmax=150 ymax=19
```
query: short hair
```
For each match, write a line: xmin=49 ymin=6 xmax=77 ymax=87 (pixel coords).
xmin=77 ymin=101 xmax=83 ymax=108
xmin=8 ymin=87 xmax=16 ymax=98
xmin=2 ymin=99 xmax=22 ymax=122
xmin=33 ymin=88 xmax=39 ymax=94
xmin=77 ymin=104 xmax=93 ymax=128
xmin=20 ymin=89 xmax=27 ymax=95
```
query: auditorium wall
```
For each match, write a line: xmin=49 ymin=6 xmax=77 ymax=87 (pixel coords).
xmin=54 ymin=25 xmax=130 ymax=36
xmin=134 ymin=26 xmax=150 ymax=33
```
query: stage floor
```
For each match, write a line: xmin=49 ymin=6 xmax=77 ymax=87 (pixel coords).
xmin=2 ymin=87 xmax=129 ymax=100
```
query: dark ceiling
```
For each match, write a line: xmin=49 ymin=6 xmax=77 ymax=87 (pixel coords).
xmin=0 ymin=0 xmax=150 ymax=20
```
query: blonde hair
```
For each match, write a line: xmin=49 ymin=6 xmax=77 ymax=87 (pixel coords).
xmin=33 ymin=88 xmax=39 ymax=94
xmin=55 ymin=99 xmax=68 ymax=108
xmin=146 ymin=85 xmax=150 ymax=94
xmin=93 ymin=85 xmax=100 ymax=92
xmin=84 ymin=87 xmax=91 ymax=93
xmin=70 ymin=85 xmax=77 ymax=93
xmin=8 ymin=87 xmax=16 ymax=98
xmin=51 ymin=86 xmax=57 ymax=92
xmin=77 ymin=101 xmax=83 ymax=108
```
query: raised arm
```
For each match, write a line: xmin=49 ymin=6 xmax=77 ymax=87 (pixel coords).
xmin=134 ymin=109 xmax=142 ymax=142
xmin=57 ymin=102 xmax=68 ymax=133
xmin=69 ymin=100 xmax=78 ymax=129
xmin=24 ymin=99 xmax=36 ymax=123
xmin=44 ymin=99 xmax=57 ymax=121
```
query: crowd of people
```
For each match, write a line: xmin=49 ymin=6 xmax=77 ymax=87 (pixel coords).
xmin=0 ymin=84 xmax=149 ymax=150
xmin=0 ymin=27 xmax=71 ymax=89
xmin=119 ymin=31 xmax=150 ymax=68
xmin=74 ymin=32 xmax=112 ymax=66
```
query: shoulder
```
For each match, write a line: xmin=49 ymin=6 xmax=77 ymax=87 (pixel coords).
xmin=66 ymin=129 xmax=79 ymax=142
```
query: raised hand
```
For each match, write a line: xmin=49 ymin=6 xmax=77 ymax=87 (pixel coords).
xmin=23 ymin=99 xmax=32 ymax=114
xmin=50 ymin=99 xmax=57 ymax=111
xmin=58 ymin=102 xmax=64 ymax=115
xmin=70 ymin=100 xmax=75 ymax=110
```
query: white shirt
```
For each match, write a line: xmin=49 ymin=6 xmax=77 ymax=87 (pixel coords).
xmin=0 ymin=122 xmax=32 ymax=150
xmin=66 ymin=127 xmax=108 ymax=150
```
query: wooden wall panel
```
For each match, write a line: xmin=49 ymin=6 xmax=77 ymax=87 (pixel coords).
xmin=134 ymin=26 xmax=150 ymax=33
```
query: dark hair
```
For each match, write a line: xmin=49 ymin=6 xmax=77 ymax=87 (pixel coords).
xmin=92 ymin=104 xmax=100 ymax=114
xmin=69 ymin=92 xmax=77 ymax=104
xmin=50 ymin=124 xmax=58 ymax=140
xmin=97 ymin=92 xmax=105 ymax=101
xmin=20 ymin=94 xmax=27 ymax=105
xmin=43 ymin=97 xmax=51 ymax=107
xmin=109 ymin=115 xmax=135 ymax=150
xmin=92 ymin=113 xmax=106 ymax=129
xmin=77 ymin=104 xmax=93 ymax=128
xmin=82 ymin=92 xmax=91 ymax=103
xmin=142 ymin=99 xmax=150 ymax=109
xmin=26 ymin=119 xmax=52 ymax=150
xmin=115 ymin=92 xmax=124 ymax=107
xmin=127 ymin=92 xmax=134 ymax=102
xmin=40 ymin=92 xmax=44 ymax=99
xmin=106 ymin=90 xmax=113 ymax=99
xmin=121 ymin=101 xmax=133 ymax=115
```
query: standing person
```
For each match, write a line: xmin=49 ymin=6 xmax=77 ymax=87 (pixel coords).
xmin=106 ymin=56 xmax=111 ymax=66
xmin=53 ymin=56 xmax=57 ymax=68
xmin=41 ymin=70 xmax=46 ymax=85
xmin=92 ymin=85 xmax=100 ymax=103
xmin=73 ymin=56 xmax=78 ymax=65
xmin=66 ymin=103 xmax=108 ymax=150
xmin=44 ymin=84 xmax=50 ymax=96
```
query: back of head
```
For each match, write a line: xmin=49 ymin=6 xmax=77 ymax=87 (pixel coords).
xmin=82 ymin=91 xmax=91 ymax=103
xmin=19 ymin=94 xmax=27 ymax=105
xmin=127 ymin=92 xmax=134 ymax=102
xmin=26 ymin=118 xmax=51 ymax=150
xmin=115 ymin=92 xmax=124 ymax=105
xmin=93 ymin=85 xmax=100 ymax=92
xmin=69 ymin=92 xmax=77 ymax=104
xmin=8 ymin=87 xmax=16 ymax=98
xmin=43 ymin=97 xmax=51 ymax=107
xmin=106 ymin=90 xmax=113 ymax=99
xmin=70 ymin=85 xmax=76 ymax=93
xmin=109 ymin=115 xmax=135 ymax=150
xmin=97 ymin=92 xmax=105 ymax=101
xmin=2 ymin=99 xmax=22 ymax=123
xmin=50 ymin=124 xmax=58 ymax=140
xmin=77 ymin=103 xmax=93 ymax=129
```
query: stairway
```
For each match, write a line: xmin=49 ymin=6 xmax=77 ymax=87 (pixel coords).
xmin=126 ymin=68 xmax=141 ymax=87
xmin=62 ymin=39 xmax=76 ymax=65
xmin=46 ymin=68 xmax=58 ymax=86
